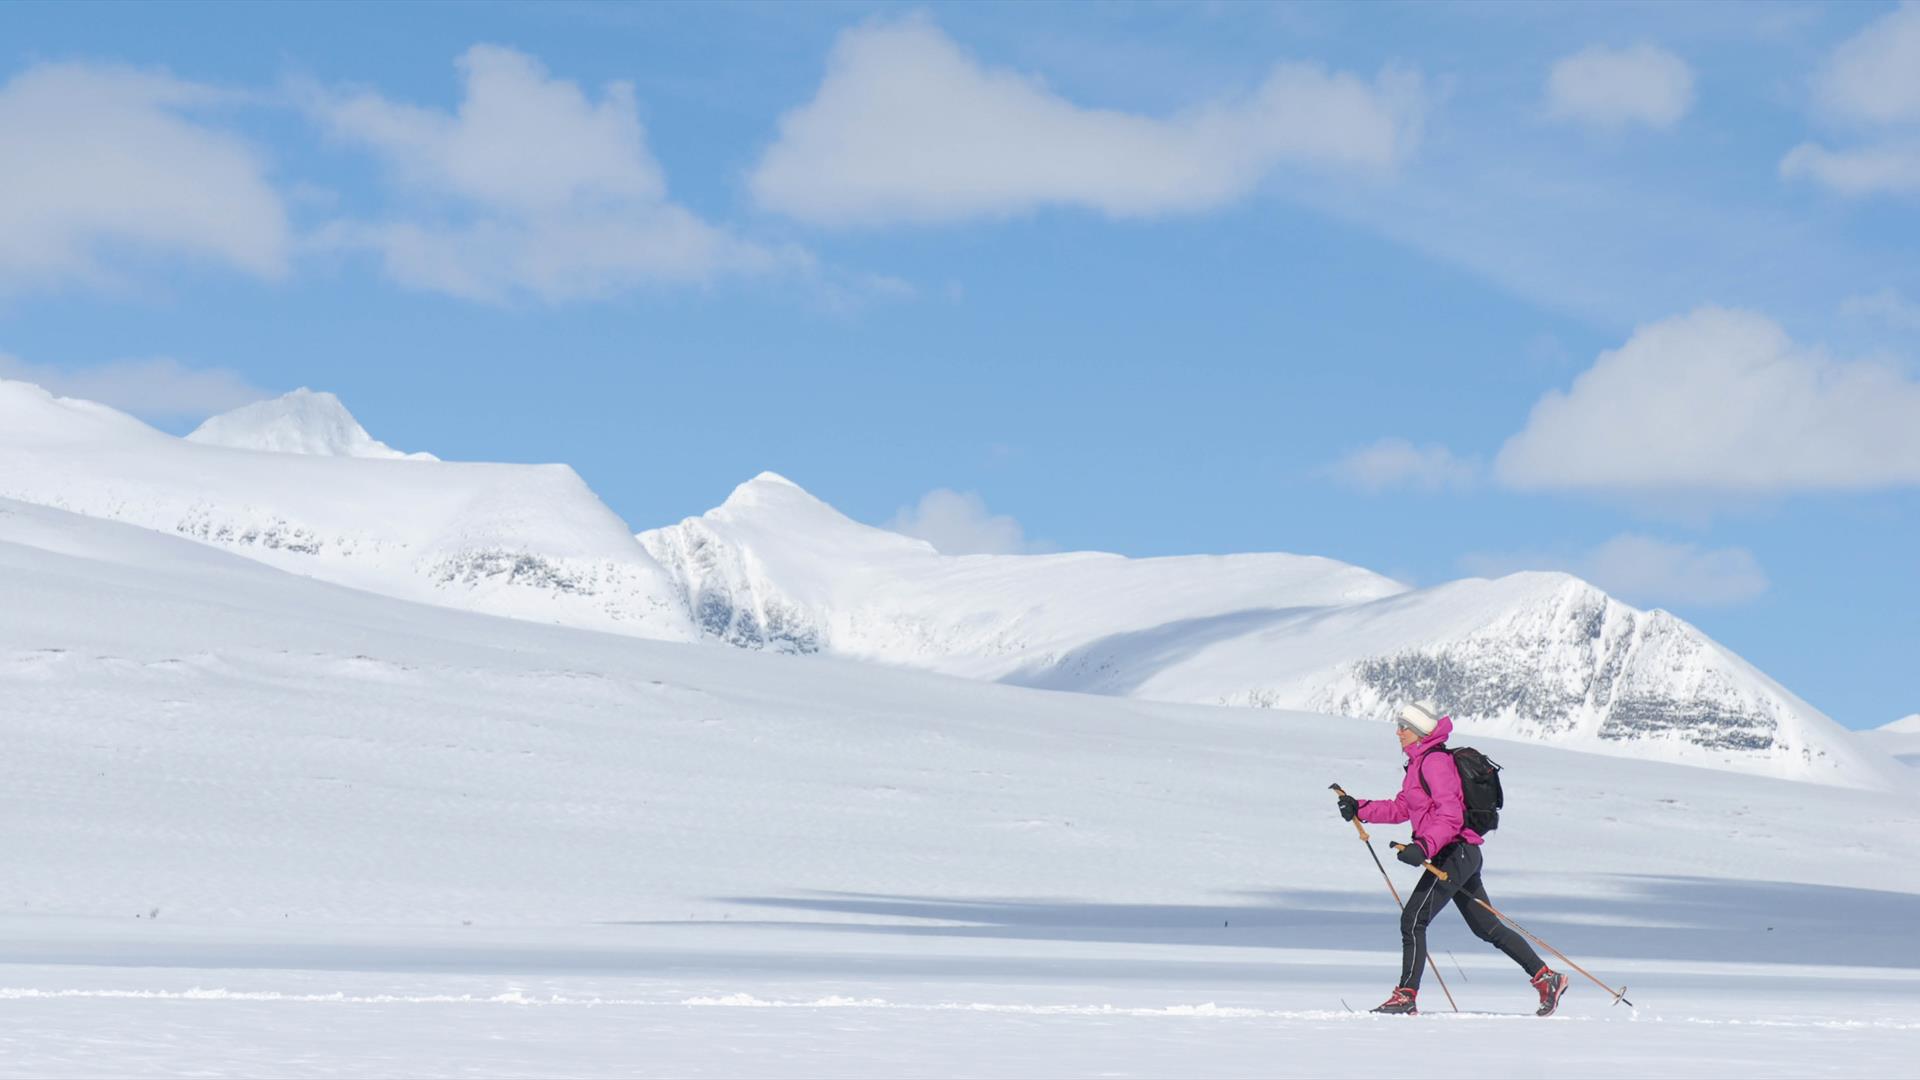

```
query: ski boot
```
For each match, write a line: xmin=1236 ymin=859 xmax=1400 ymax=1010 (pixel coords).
xmin=1370 ymin=987 xmax=1418 ymax=1015
xmin=1531 ymin=967 xmax=1569 ymax=1017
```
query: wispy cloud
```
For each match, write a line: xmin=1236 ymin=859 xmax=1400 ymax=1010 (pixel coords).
xmin=1782 ymin=4 xmax=1920 ymax=197
xmin=1325 ymin=438 xmax=1479 ymax=493
xmin=1545 ymin=43 xmax=1694 ymax=132
xmin=0 ymin=62 xmax=288 ymax=294
xmin=1780 ymin=140 xmax=1920 ymax=196
xmin=749 ymin=16 xmax=1425 ymax=227
xmin=1285 ymin=103 xmax=1884 ymax=332
xmin=885 ymin=488 xmax=1049 ymax=555
xmin=0 ymin=353 xmax=269 ymax=421
xmin=1461 ymin=533 xmax=1769 ymax=609
xmin=1812 ymin=1 xmax=1920 ymax=126
xmin=306 ymin=45 xmax=803 ymax=303
xmin=1841 ymin=287 xmax=1920 ymax=331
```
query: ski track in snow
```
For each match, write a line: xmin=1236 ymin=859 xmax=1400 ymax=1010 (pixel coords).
xmin=2 ymin=985 xmax=1916 ymax=1030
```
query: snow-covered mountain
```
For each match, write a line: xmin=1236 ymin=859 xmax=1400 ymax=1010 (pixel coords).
xmin=638 ymin=472 xmax=1407 ymax=671
xmin=642 ymin=473 xmax=1890 ymax=787
xmin=187 ymin=388 xmax=437 ymax=460
xmin=1 ymin=379 xmax=1888 ymax=786
xmin=0 ymin=379 xmax=692 ymax=640
xmin=1863 ymin=714 xmax=1920 ymax=771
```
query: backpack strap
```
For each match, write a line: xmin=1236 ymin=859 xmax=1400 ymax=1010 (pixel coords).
xmin=1415 ymin=747 xmax=1454 ymax=797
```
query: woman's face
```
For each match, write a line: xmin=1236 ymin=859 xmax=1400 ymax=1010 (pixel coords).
xmin=1396 ymin=725 xmax=1419 ymax=749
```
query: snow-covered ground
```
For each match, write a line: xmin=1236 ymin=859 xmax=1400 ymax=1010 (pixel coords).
xmin=4 ymin=925 xmax=1915 ymax=1079
xmin=3 ymin=496 xmax=1917 ymax=1076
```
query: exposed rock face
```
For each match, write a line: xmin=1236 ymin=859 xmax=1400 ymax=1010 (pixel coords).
xmin=640 ymin=517 xmax=824 ymax=653
xmin=1318 ymin=582 xmax=1793 ymax=755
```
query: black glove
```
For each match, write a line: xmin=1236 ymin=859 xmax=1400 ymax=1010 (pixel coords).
xmin=1337 ymin=794 xmax=1359 ymax=821
xmin=1396 ymin=841 xmax=1427 ymax=867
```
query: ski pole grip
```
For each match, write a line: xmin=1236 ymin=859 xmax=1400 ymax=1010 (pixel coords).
xmin=1329 ymin=783 xmax=1370 ymax=841
xmin=1390 ymin=842 xmax=1449 ymax=880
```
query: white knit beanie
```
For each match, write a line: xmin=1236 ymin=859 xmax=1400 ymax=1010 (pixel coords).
xmin=1397 ymin=700 xmax=1442 ymax=736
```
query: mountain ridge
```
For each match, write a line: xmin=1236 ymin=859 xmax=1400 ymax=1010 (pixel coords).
xmin=1 ymin=379 xmax=1892 ymax=787
xmin=645 ymin=472 xmax=1892 ymax=787
xmin=0 ymin=379 xmax=693 ymax=641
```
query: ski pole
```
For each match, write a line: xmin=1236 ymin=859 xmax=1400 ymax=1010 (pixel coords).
xmin=1331 ymin=784 xmax=1458 ymax=1012
xmin=1388 ymin=842 xmax=1633 ymax=1006
xmin=1463 ymin=895 xmax=1634 ymax=1008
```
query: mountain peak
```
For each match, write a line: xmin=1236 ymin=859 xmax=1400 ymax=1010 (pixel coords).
xmin=187 ymin=389 xmax=435 ymax=460
xmin=716 ymin=471 xmax=842 ymax=518
xmin=702 ymin=470 xmax=941 ymax=557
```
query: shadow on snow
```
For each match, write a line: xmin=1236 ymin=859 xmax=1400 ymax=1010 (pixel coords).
xmin=691 ymin=874 xmax=1920 ymax=971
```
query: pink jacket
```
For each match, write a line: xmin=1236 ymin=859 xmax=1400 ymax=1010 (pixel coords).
xmin=1355 ymin=714 xmax=1481 ymax=857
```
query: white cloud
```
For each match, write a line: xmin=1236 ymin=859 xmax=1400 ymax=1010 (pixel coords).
xmin=308 ymin=45 xmax=797 ymax=302
xmin=1461 ymin=534 xmax=1769 ymax=609
xmin=886 ymin=489 xmax=1045 ymax=555
xmin=1842 ymin=287 xmax=1920 ymax=331
xmin=0 ymin=353 xmax=269 ymax=421
xmin=1494 ymin=306 xmax=1920 ymax=493
xmin=317 ymin=45 xmax=664 ymax=214
xmin=749 ymin=17 xmax=1424 ymax=227
xmin=1814 ymin=2 xmax=1920 ymax=126
xmin=1783 ymin=6 xmax=1920 ymax=198
xmin=0 ymin=62 xmax=288 ymax=292
xmin=1325 ymin=438 xmax=1479 ymax=493
xmin=1545 ymin=43 xmax=1694 ymax=132
xmin=1780 ymin=139 xmax=1920 ymax=195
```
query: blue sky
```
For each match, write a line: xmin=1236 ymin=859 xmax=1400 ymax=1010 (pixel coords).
xmin=2 ymin=1 xmax=1917 ymax=728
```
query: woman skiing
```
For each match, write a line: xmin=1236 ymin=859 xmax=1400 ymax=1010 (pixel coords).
xmin=1336 ymin=700 xmax=1570 ymax=1016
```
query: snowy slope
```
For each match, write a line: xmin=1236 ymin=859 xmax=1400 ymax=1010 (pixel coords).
xmin=187 ymin=388 xmax=437 ymax=460
xmin=1862 ymin=714 xmax=1920 ymax=770
xmin=5 ymin=493 xmax=1917 ymax=914
xmin=2 ymin=497 xmax=1918 ymax=1077
xmin=0 ymin=379 xmax=691 ymax=640
xmin=644 ymin=474 xmax=1887 ymax=787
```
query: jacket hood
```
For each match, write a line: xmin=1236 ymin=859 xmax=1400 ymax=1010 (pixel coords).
xmin=1401 ymin=714 xmax=1454 ymax=760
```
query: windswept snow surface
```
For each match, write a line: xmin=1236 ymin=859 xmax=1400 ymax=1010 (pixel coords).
xmin=0 ymin=379 xmax=691 ymax=641
xmin=186 ymin=388 xmax=437 ymax=460
xmin=3 ymin=498 xmax=1918 ymax=1077
xmin=643 ymin=475 xmax=1890 ymax=788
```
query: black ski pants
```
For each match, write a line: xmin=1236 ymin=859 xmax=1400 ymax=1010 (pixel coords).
xmin=1399 ymin=842 xmax=1544 ymax=989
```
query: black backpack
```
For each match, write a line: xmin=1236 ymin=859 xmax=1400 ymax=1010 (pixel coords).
xmin=1417 ymin=747 xmax=1504 ymax=834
